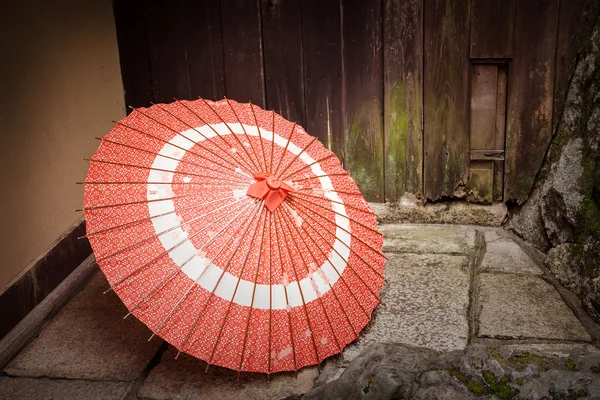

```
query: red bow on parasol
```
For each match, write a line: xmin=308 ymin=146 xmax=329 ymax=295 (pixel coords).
xmin=81 ymin=98 xmax=385 ymax=378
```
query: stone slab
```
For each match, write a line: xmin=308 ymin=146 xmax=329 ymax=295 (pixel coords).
xmin=380 ymin=224 xmax=476 ymax=255
xmin=342 ymin=253 xmax=470 ymax=361
xmin=477 ymin=273 xmax=591 ymax=341
xmin=480 ymin=230 xmax=543 ymax=274
xmin=0 ymin=377 xmax=131 ymax=400
xmin=5 ymin=272 xmax=163 ymax=381
xmin=137 ymin=346 xmax=318 ymax=400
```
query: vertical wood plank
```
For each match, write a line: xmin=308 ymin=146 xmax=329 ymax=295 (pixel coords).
xmin=112 ymin=0 xmax=154 ymax=109
xmin=301 ymin=0 xmax=343 ymax=157
xmin=181 ymin=0 xmax=226 ymax=100
xmin=220 ymin=0 xmax=265 ymax=107
xmin=505 ymin=0 xmax=559 ymax=203
xmin=342 ymin=0 xmax=384 ymax=202
xmin=383 ymin=0 xmax=423 ymax=201
xmin=423 ymin=0 xmax=471 ymax=201
xmin=553 ymin=0 xmax=600 ymax=131
xmin=494 ymin=65 xmax=508 ymax=201
xmin=145 ymin=0 xmax=191 ymax=103
xmin=261 ymin=0 xmax=305 ymax=126
xmin=470 ymin=0 xmax=515 ymax=59
xmin=470 ymin=64 xmax=498 ymax=150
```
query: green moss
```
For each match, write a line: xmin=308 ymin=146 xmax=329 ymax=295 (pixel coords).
xmin=363 ymin=377 xmax=373 ymax=394
xmin=590 ymin=364 xmax=600 ymax=374
xmin=489 ymin=350 xmax=549 ymax=372
xmin=482 ymin=370 xmax=518 ymax=399
xmin=345 ymin=101 xmax=384 ymax=201
xmin=385 ymin=82 xmax=408 ymax=200
xmin=565 ymin=359 xmax=578 ymax=371
xmin=516 ymin=378 xmax=523 ymax=385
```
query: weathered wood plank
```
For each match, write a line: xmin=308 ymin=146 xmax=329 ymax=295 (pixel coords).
xmin=423 ymin=0 xmax=471 ymax=201
xmin=470 ymin=150 xmax=505 ymax=161
xmin=470 ymin=64 xmax=498 ymax=151
xmin=383 ymin=0 xmax=423 ymax=201
xmin=145 ymin=0 xmax=191 ymax=103
xmin=342 ymin=0 xmax=384 ymax=202
xmin=505 ymin=0 xmax=559 ymax=203
xmin=220 ymin=0 xmax=265 ymax=107
xmin=301 ymin=0 xmax=343 ymax=158
xmin=181 ymin=0 xmax=226 ymax=100
xmin=470 ymin=0 xmax=515 ymax=59
xmin=261 ymin=0 xmax=305 ymax=127
xmin=553 ymin=0 xmax=600 ymax=131
xmin=494 ymin=65 xmax=508 ymax=201
xmin=112 ymin=0 xmax=154 ymax=110
xmin=468 ymin=161 xmax=494 ymax=204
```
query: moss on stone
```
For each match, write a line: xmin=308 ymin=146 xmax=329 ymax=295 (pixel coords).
xmin=591 ymin=364 xmax=600 ymax=374
xmin=565 ymin=358 xmax=578 ymax=371
xmin=362 ymin=377 xmax=373 ymax=394
xmin=488 ymin=349 xmax=548 ymax=372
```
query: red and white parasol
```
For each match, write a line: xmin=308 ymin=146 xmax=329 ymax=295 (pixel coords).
xmin=81 ymin=98 xmax=385 ymax=376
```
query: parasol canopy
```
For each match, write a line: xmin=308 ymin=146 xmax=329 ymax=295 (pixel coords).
xmin=81 ymin=98 xmax=385 ymax=376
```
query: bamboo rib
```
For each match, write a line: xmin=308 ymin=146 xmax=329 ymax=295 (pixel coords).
xmin=267 ymin=212 xmax=273 ymax=379
xmin=176 ymin=201 xmax=263 ymax=359
xmin=173 ymin=99 xmax=258 ymax=174
xmin=77 ymin=189 xmax=230 ymax=212
xmin=273 ymin=122 xmax=297 ymax=175
xmin=286 ymin=198 xmax=386 ymax=280
xmin=206 ymin=207 xmax=266 ymax=372
xmin=152 ymin=101 xmax=257 ymax=174
xmin=247 ymin=102 xmax=269 ymax=172
xmin=282 ymin=203 xmax=382 ymax=308
xmin=148 ymin=201 xmax=262 ymax=342
xmin=95 ymin=137 xmax=248 ymax=182
xmin=81 ymin=195 xmax=235 ymax=239
xmin=134 ymin=105 xmax=258 ymax=175
xmin=270 ymin=110 xmax=276 ymax=174
xmin=274 ymin=211 xmax=322 ymax=369
xmin=226 ymin=98 xmax=265 ymax=171
xmin=280 ymin=203 xmax=369 ymax=326
xmin=277 ymin=210 xmax=343 ymax=354
xmin=84 ymin=158 xmax=247 ymax=186
xmin=113 ymin=119 xmax=244 ymax=176
xmin=102 ymin=199 xmax=254 ymax=293
xmin=96 ymin=197 xmax=251 ymax=267
xmin=291 ymin=172 xmax=349 ymax=183
xmin=271 ymin=211 xmax=300 ymax=374
xmin=290 ymin=191 xmax=375 ymax=216
xmin=276 ymin=136 xmax=318 ymax=178
xmin=280 ymin=153 xmax=337 ymax=181
xmin=79 ymin=181 xmax=246 ymax=187
xmin=288 ymin=193 xmax=384 ymax=239
xmin=121 ymin=201 xmax=256 ymax=311
xmin=237 ymin=210 xmax=269 ymax=378
xmin=204 ymin=98 xmax=262 ymax=173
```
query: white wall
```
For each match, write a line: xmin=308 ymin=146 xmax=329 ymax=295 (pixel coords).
xmin=0 ymin=0 xmax=125 ymax=290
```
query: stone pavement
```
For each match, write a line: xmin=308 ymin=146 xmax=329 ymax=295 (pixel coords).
xmin=1 ymin=224 xmax=598 ymax=399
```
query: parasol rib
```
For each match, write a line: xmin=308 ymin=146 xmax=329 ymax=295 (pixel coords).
xmin=153 ymin=102 xmax=257 ymax=174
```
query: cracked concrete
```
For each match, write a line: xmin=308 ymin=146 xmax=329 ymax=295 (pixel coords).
xmin=2 ymin=224 xmax=598 ymax=399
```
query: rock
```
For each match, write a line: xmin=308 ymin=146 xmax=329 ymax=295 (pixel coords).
xmin=0 ymin=377 xmax=131 ymax=400
xmin=544 ymin=243 xmax=582 ymax=294
xmin=5 ymin=272 xmax=163 ymax=381
xmin=371 ymin=200 xmax=507 ymax=226
xmin=302 ymin=343 xmax=600 ymax=400
xmin=506 ymin=194 xmax=550 ymax=252
xmin=342 ymin=252 xmax=470 ymax=360
xmin=137 ymin=346 xmax=318 ymax=400
xmin=539 ymin=139 xmax=585 ymax=247
xmin=477 ymin=273 xmax=591 ymax=341
xmin=380 ymin=224 xmax=476 ymax=255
